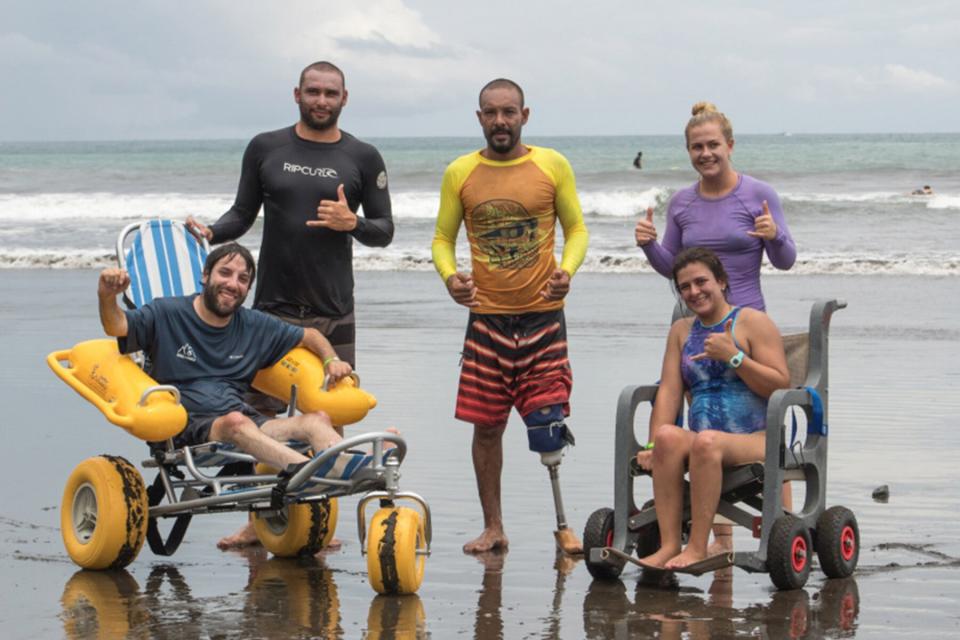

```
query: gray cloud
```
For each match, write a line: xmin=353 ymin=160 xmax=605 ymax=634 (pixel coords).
xmin=1 ymin=0 xmax=957 ymax=140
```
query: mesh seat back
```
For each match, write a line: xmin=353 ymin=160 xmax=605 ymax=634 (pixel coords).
xmin=782 ymin=332 xmax=810 ymax=387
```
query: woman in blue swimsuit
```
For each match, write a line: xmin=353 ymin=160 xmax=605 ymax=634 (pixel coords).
xmin=635 ymin=247 xmax=790 ymax=570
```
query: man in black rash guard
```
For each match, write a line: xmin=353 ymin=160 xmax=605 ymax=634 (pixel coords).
xmin=187 ymin=60 xmax=393 ymax=372
xmin=186 ymin=60 xmax=393 ymax=550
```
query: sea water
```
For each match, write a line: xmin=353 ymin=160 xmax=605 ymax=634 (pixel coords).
xmin=1 ymin=133 xmax=958 ymax=275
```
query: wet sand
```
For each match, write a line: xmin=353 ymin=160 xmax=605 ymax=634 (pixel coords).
xmin=1 ymin=270 xmax=958 ymax=638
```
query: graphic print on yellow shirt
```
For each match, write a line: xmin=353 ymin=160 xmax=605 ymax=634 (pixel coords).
xmin=432 ymin=146 xmax=589 ymax=314
xmin=472 ymin=198 xmax=539 ymax=272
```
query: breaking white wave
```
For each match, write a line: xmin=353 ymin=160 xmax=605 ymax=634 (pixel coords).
xmin=1 ymin=186 xmax=956 ymax=226
xmin=3 ymin=247 xmax=955 ymax=276
xmin=781 ymin=191 xmax=960 ymax=210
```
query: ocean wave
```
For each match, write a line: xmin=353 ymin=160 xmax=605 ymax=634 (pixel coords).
xmin=0 ymin=189 xmax=955 ymax=238
xmin=4 ymin=247 xmax=955 ymax=276
xmin=782 ymin=191 xmax=960 ymax=209
xmin=0 ymin=193 xmax=233 ymax=221
xmin=926 ymin=195 xmax=960 ymax=210
xmin=0 ymin=186 xmax=698 ymax=222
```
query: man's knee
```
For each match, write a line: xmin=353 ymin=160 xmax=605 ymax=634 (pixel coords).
xmin=212 ymin=411 xmax=257 ymax=442
xmin=522 ymin=404 xmax=574 ymax=453
xmin=473 ymin=423 xmax=506 ymax=446
xmin=303 ymin=410 xmax=332 ymax=429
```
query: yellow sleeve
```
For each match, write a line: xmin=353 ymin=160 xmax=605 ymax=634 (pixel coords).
xmin=431 ymin=161 xmax=467 ymax=282
xmin=551 ymin=153 xmax=589 ymax=275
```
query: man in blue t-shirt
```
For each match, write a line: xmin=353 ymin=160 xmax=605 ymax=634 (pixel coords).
xmin=97 ymin=242 xmax=354 ymax=474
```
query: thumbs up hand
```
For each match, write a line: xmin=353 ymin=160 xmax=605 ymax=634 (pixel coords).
xmin=634 ymin=207 xmax=657 ymax=246
xmin=690 ymin=319 xmax=738 ymax=362
xmin=747 ymin=200 xmax=777 ymax=240
xmin=309 ymin=184 xmax=358 ymax=231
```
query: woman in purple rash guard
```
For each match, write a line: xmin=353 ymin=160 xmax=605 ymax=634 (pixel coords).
xmin=634 ymin=101 xmax=797 ymax=556
xmin=635 ymin=102 xmax=796 ymax=312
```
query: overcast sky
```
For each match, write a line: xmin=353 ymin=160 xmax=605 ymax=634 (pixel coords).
xmin=2 ymin=0 xmax=958 ymax=140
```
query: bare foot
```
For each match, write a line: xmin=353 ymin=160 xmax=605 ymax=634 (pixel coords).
xmin=463 ymin=527 xmax=509 ymax=553
xmin=217 ymin=522 xmax=260 ymax=550
xmin=638 ymin=545 xmax=682 ymax=569
xmin=554 ymin=527 xmax=583 ymax=555
xmin=664 ymin=546 xmax=707 ymax=570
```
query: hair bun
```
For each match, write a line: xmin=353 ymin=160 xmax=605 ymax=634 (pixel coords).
xmin=691 ymin=101 xmax=718 ymax=117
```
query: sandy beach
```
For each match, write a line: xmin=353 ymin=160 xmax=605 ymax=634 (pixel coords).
xmin=1 ymin=269 xmax=958 ymax=639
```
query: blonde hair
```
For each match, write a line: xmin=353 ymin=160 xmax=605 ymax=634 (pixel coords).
xmin=685 ymin=101 xmax=734 ymax=145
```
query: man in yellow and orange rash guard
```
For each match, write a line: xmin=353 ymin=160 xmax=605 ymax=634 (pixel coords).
xmin=432 ymin=78 xmax=588 ymax=556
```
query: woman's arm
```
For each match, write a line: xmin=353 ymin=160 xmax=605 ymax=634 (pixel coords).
xmin=735 ymin=309 xmax=790 ymax=397
xmin=648 ymin=320 xmax=688 ymax=439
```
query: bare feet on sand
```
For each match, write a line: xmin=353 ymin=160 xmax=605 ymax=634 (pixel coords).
xmin=554 ymin=527 xmax=584 ymax=555
xmin=463 ymin=528 xmax=509 ymax=553
xmin=637 ymin=545 xmax=682 ymax=570
xmin=664 ymin=547 xmax=708 ymax=570
xmin=217 ymin=522 xmax=260 ymax=550
xmin=217 ymin=522 xmax=342 ymax=552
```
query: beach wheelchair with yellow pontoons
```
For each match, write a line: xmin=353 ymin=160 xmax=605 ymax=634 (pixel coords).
xmin=583 ymin=298 xmax=859 ymax=590
xmin=48 ymin=219 xmax=431 ymax=595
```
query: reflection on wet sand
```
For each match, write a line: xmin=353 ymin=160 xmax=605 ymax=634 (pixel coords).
xmin=60 ymin=549 xmax=428 ymax=639
xmin=472 ymin=551 xmax=505 ymax=640
xmin=583 ymin=567 xmax=860 ymax=639
xmin=471 ymin=550 xmax=583 ymax=640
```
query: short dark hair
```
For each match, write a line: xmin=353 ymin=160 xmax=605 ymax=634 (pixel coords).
xmin=672 ymin=247 xmax=729 ymax=292
xmin=299 ymin=61 xmax=345 ymax=88
xmin=478 ymin=78 xmax=524 ymax=108
xmin=204 ymin=242 xmax=256 ymax=283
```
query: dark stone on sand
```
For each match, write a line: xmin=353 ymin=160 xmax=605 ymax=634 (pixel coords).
xmin=872 ymin=484 xmax=890 ymax=502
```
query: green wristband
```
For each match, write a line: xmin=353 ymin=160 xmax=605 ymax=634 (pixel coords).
xmin=322 ymin=356 xmax=340 ymax=367
xmin=644 ymin=441 xmax=655 ymax=450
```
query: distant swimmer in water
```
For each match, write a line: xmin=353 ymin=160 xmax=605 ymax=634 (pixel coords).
xmin=633 ymin=151 xmax=643 ymax=170
xmin=911 ymin=185 xmax=934 ymax=196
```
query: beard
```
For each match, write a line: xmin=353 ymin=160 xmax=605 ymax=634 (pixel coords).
xmin=299 ymin=100 xmax=342 ymax=132
xmin=202 ymin=282 xmax=246 ymax=318
xmin=485 ymin=126 xmax=519 ymax=155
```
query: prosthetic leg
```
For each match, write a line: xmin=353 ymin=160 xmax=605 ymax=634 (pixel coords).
xmin=524 ymin=405 xmax=583 ymax=555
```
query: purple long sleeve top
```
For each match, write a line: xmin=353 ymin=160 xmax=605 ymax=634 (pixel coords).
xmin=642 ymin=174 xmax=796 ymax=311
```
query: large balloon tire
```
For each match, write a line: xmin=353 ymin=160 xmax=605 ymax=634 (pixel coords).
xmin=583 ymin=507 xmax=622 ymax=581
xmin=815 ymin=505 xmax=860 ymax=579
xmin=253 ymin=498 xmax=338 ymax=557
xmin=366 ymin=506 xmax=426 ymax=595
xmin=768 ymin=515 xmax=812 ymax=590
xmin=61 ymin=455 xmax=148 ymax=570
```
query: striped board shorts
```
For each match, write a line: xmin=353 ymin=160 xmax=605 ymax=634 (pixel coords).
xmin=455 ymin=310 xmax=573 ymax=427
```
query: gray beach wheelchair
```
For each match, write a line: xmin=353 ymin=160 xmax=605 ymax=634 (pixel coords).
xmin=583 ymin=299 xmax=859 ymax=590
xmin=49 ymin=219 xmax=431 ymax=595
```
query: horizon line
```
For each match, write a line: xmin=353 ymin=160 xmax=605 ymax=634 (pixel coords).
xmin=3 ymin=131 xmax=960 ymax=145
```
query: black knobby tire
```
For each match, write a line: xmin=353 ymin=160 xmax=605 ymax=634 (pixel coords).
xmin=768 ymin=515 xmax=812 ymax=590
xmin=815 ymin=506 xmax=860 ymax=578
xmin=583 ymin=507 xmax=621 ymax=580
